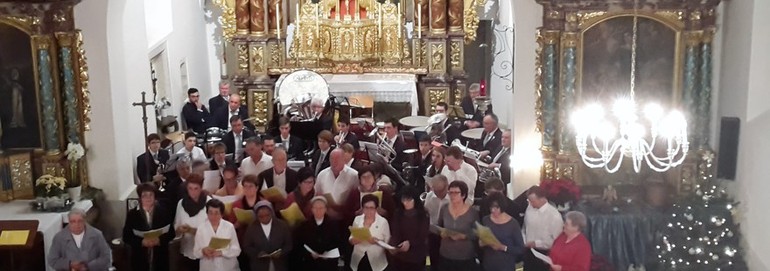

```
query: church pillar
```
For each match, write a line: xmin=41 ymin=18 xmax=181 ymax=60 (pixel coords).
xmin=236 ymin=0 xmax=251 ymax=34
xmin=683 ymin=30 xmax=703 ymax=148
xmin=55 ymin=32 xmax=83 ymax=145
xmin=536 ymin=29 xmax=559 ymax=154
xmin=558 ymin=32 xmax=576 ymax=154
xmin=33 ymin=36 xmax=64 ymax=153
xmin=697 ymin=29 xmax=715 ymax=150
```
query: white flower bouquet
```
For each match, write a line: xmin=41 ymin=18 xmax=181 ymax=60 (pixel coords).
xmin=64 ymin=142 xmax=85 ymax=187
xmin=35 ymin=175 xmax=67 ymax=198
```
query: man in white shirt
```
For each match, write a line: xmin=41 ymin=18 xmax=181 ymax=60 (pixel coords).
xmin=441 ymin=146 xmax=479 ymax=204
xmin=240 ymin=137 xmax=273 ymax=177
xmin=176 ymin=132 xmax=207 ymax=162
xmin=315 ymin=149 xmax=359 ymax=218
xmin=423 ymin=174 xmax=449 ymax=271
xmin=523 ymin=186 xmax=564 ymax=271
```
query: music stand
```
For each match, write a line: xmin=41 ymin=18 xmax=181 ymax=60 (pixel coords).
xmin=0 ymin=220 xmax=40 ymax=271
xmin=447 ymin=105 xmax=465 ymax=119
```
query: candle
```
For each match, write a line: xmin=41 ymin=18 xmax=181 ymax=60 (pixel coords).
xmin=417 ymin=2 xmax=421 ymax=38
xmin=397 ymin=2 xmax=401 ymax=39
xmin=378 ymin=3 xmax=382 ymax=38
xmin=336 ymin=0 xmax=340 ymax=20
xmin=296 ymin=3 xmax=300 ymax=34
xmin=480 ymin=79 xmax=487 ymax=97
xmin=276 ymin=3 xmax=281 ymax=38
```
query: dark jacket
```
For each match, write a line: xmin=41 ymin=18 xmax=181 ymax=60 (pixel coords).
xmin=311 ymin=147 xmax=333 ymax=176
xmin=294 ymin=216 xmax=343 ymax=271
xmin=275 ymin=135 xmax=307 ymax=161
xmin=336 ymin=132 xmax=360 ymax=150
xmin=48 ymin=224 xmax=112 ymax=271
xmin=477 ymin=128 xmax=502 ymax=153
xmin=243 ymin=218 xmax=293 ymax=271
xmin=390 ymin=209 xmax=430 ymax=265
xmin=490 ymin=145 xmax=511 ymax=186
xmin=122 ymin=204 xmax=176 ymax=271
xmin=213 ymin=104 xmax=255 ymax=131
xmin=222 ymin=129 xmax=258 ymax=162
xmin=257 ymin=167 xmax=299 ymax=193
xmin=181 ymin=102 xmax=211 ymax=134
xmin=461 ymin=96 xmax=494 ymax=124
xmin=136 ymin=150 xmax=170 ymax=183
xmin=388 ymin=135 xmax=407 ymax=172
xmin=209 ymin=157 xmax=236 ymax=171
xmin=208 ymin=95 xmax=228 ymax=115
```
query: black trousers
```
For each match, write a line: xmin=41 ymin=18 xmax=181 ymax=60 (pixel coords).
xmin=358 ymin=254 xmax=373 ymax=271
xmin=181 ymin=257 xmax=200 ymax=271
xmin=523 ymin=248 xmax=551 ymax=271
xmin=428 ymin=234 xmax=442 ymax=271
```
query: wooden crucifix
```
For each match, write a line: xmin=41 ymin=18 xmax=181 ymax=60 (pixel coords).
xmin=132 ymin=91 xmax=155 ymax=142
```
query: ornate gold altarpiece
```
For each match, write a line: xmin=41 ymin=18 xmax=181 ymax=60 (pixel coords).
xmin=533 ymin=0 xmax=721 ymax=195
xmin=0 ymin=1 xmax=92 ymax=201
xmin=214 ymin=0 xmax=486 ymax=130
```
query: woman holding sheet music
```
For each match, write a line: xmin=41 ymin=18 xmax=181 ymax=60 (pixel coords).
xmin=122 ymin=183 xmax=175 ymax=271
xmin=294 ymin=196 xmax=343 ymax=271
xmin=349 ymin=194 xmax=392 ymax=271
xmin=436 ymin=181 xmax=480 ymax=271
xmin=243 ymin=200 xmax=293 ymax=271
xmin=479 ymin=192 xmax=524 ymax=271
xmin=225 ymin=174 xmax=261 ymax=271
xmin=388 ymin=186 xmax=430 ymax=271
xmin=174 ymin=174 xmax=212 ymax=271
xmin=282 ymin=167 xmax=317 ymax=219
xmin=193 ymin=199 xmax=242 ymax=270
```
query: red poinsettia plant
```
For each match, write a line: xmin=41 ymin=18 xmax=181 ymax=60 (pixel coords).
xmin=540 ymin=178 xmax=581 ymax=206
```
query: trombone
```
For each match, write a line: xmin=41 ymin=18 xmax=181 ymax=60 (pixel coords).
xmin=375 ymin=131 xmax=397 ymax=164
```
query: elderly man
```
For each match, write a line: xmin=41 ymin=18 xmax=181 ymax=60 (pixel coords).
xmin=214 ymin=93 xmax=255 ymax=131
xmin=441 ymin=146 xmax=479 ymax=204
xmin=208 ymin=80 xmax=231 ymax=114
xmin=311 ymin=97 xmax=334 ymax=131
xmin=475 ymin=113 xmax=502 ymax=152
xmin=258 ymin=147 xmax=299 ymax=193
xmin=240 ymin=137 xmax=274 ymax=177
xmin=314 ymin=149 xmax=359 ymax=215
xmin=522 ymin=186 xmax=564 ymax=271
xmin=48 ymin=209 xmax=111 ymax=271
xmin=423 ymin=174 xmax=450 ymax=271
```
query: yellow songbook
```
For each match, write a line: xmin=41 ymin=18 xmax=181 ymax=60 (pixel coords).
xmin=474 ymin=222 xmax=502 ymax=247
xmin=280 ymin=202 xmax=306 ymax=227
xmin=349 ymin=227 xmax=372 ymax=241
xmin=261 ymin=187 xmax=287 ymax=202
xmin=208 ymin=237 xmax=231 ymax=250
xmin=0 ymin=230 xmax=30 ymax=246
xmin=234 ymin=208 xmax=255 ymax=224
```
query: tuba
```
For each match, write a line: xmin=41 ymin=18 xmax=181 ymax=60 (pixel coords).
xmin=426 ymin=113 xmax=450 ymax=144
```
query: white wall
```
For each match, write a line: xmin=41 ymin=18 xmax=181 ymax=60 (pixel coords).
xmin=718 ymin=0 xmax=770 ymax=269
xmin=75 ymin=0 xmax=218 ymax=200
xmin=509 ymin=0 xmax=543 ymax=196
xmin=489 ymin=0 xmax=514 ymax=129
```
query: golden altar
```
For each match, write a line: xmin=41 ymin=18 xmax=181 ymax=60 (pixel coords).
xmin=214 ymin=0 xmax=486 ymax=131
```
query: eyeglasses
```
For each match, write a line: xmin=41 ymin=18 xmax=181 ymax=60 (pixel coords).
xmin=448 ymin=191 xmax=462 ymax=195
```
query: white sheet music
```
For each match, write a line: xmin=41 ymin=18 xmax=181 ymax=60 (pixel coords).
xmin=531 ymin=248 xmax=553 ymax=265
xmin=203 ymin=170 xmax=222 ymax=194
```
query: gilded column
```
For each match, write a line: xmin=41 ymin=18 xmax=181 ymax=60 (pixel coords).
xmin=429 ymin=0 xmax=447 ymax=34
xmin=447 ymin=0 xmax=462 ymax=33
xmin=236 ymin=0 xmax=251 ymax=34
xmin=683 ymin=31 xmax=702 ymax=147
xmin=250 ymin=0 xmax=266 ymax=36
xmin=698 ymin=29 xmax=714 ymax=149
xmin=536 ymin=29 xmax=559 ymax=152
xmin=559 ymin=32 xmax=577 ymax=153
xmin=56 ymin=32 xmax=81 ymax=144
xmin=34 ymin=36 xmax=62 ymax=153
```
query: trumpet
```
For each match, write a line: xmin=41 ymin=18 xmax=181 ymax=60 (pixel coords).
xmin=375 ymin=132 xmax=397 ymax=164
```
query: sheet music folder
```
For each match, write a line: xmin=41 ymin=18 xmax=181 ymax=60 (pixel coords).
xmin=0 ymin=220 xmax=39 ymax=249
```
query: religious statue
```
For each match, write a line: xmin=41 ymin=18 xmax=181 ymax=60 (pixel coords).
xmin=9 ymin=69 xmax=25 ymax=128
xmin=430 ymin=0 xmax=447 ymax=32
xmin=322 ymin=0 xmax=374 ymax=19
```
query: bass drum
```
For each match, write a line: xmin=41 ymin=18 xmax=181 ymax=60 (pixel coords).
xmin=275 ymin=70 xmax=330 ymax=119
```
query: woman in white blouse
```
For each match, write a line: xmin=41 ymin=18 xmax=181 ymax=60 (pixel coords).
xmin=174 ymin=174 xmax=211 ymax=271
xmin=194 ymin=199 xmax=242 ymax=271
xmin=349 ymin=194 xmax=391 ymax=271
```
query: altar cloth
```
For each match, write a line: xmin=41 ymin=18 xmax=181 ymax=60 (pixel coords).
xmin=276 ymin=73 xmax=419 ymax=115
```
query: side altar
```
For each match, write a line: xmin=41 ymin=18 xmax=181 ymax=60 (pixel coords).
xmin=0 ymin=1 xmax=92 ymax=201
xmin=214 ymin=0 xmax=486 ymax=130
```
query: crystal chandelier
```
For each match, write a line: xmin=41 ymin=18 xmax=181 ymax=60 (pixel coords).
xmin=571 ymin=3 xmax=689 ymax=173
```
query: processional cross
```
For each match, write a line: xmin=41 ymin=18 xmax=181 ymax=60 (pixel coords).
xmin=132 ymin=91 xmax=155 ymax=142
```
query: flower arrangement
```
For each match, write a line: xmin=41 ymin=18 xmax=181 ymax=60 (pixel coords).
xmin=35 ymin=175 xmax=67 ymax=198
xmin=540 ymin=178 xmax=581 ymax=208
xmin=64 ymin=142 xmax=85 ymax=187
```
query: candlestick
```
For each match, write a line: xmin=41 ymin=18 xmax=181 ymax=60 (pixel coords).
xmin=378 ymin=3 xmax=382 ymax=38
xmin=276 ymin=3 xmax=281 ymax=39
xmin=336 ymin=0 xmax=340 ymax=20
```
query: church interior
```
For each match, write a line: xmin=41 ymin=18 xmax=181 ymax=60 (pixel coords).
xmin=0 ymin=0 xmax=769 ymax=270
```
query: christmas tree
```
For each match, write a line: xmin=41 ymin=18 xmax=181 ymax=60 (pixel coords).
xmin=656 ymin=153 xmax=747 ymax=270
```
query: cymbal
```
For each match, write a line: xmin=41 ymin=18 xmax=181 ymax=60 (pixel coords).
xmin=165 ymin=131 xmax=185 ymax=143
xmin=399 ymin=115 xmax=430 ymax=127
xmin=461 ymin=128 xmax=484 ymax=139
